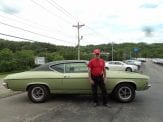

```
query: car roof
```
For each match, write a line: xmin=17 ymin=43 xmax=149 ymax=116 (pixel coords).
xmin=108 ymin=61 xmax=123 ymax=63
xmin=32 ymin=60 xmax=88 ymax=71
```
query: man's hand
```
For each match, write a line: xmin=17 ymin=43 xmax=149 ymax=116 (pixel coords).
xmin=89 ymin=78 xmax=94 ymax=85
xmin=104 ymin=77 xmax=107 ymax=84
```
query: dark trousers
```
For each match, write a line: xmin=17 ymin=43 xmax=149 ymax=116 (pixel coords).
xmin=91 ymin=75 xmax=107 ymax=104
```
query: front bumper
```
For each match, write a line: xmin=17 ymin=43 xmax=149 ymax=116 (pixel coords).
xmin=145 ymin=84 xmax=151 ymax=90
xmin=2 ymin=82 xmax=9 ymax=89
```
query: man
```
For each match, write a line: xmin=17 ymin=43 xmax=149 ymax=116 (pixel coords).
xmin=88 ymin=49 xmax=109 ymax=107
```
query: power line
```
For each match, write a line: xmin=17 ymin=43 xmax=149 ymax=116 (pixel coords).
xmin=30 ymin=0 xmax=73 ymax=25
xmin=46 ymin=0 xmax=78 ymax=22
xmin=0 ymin=21 xmax=76 ymax=44
xmin=0 ymin=14 xmax=56 ymax=33
xmin=31 ymin=0 xmax=110 ymax=44
xmin=85 ymin=25 xmax=106 ymax=38
xmin=41 ymin=1 xmax=101 ymax=43
xmin=0 ymin=32 xmax=36 ymax=42
xmin=0 ymin=9 xmax=64 ymax=32
xmin=43 ymin=1 xmax=110 ymax=41
xmin=13 ymin=15 xmax=63 ymax=33
xmin=45 ymin=1 xmax=110 ymax=40
xmin=0 ymin=14 xmax=73 ymax=38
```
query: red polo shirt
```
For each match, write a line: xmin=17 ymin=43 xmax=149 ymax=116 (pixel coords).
xmin=88 ymin=58 xmax=105 ymax=76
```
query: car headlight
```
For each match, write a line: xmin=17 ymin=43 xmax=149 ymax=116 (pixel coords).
xmin=133 ymin=66 xmax=138 ymax=70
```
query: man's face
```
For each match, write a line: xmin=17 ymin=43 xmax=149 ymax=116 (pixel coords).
xmin=95 ymin=54 xmax=100 ymax=58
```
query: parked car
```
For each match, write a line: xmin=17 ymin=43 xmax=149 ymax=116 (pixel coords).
xmin=137 ymin=58 xmax=146 ymax=62
xmin=3 ymin=60 xmax=151 ymax=103
xmin=124 ymin=60 xmax=142 ymax=69
xmin=105 ymin=61 xmax=138 ymax=72
xmin=152 ymin=58 xmax=163 ymax=64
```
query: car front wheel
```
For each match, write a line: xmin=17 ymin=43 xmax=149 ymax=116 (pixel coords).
xmin=114 ymin=83 xmax=135 ymax=103
xmin=28 ymin=85 xmax=50 ymax=103
xmin=126 ymin=67 xmax=132 ymax=72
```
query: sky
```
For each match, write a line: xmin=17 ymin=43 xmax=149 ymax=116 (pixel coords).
xmin=0 ymin=0 xmax=163 ymax=46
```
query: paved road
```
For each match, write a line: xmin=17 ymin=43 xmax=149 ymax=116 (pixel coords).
xmin=0 ymin=61 xmax=163 ymax=122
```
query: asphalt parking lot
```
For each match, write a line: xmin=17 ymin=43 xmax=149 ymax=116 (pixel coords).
xmin=0 ymin=60 xmax=163 ymax=122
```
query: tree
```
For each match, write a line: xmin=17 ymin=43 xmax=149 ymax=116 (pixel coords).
xmin=0 ymin=48 xmax=16 ymax=72
xmin=46 ymin=52 xmax=64 ymax=62
xmin=15 ymin=50 xmax=35 ymax=70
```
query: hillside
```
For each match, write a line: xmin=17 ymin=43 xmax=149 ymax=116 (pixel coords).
xmin=0 ymin=38 xmax=163 ymax=72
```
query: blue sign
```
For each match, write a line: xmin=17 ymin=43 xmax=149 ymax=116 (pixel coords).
xmin=133 ymin=48 xmax=139 ymax=52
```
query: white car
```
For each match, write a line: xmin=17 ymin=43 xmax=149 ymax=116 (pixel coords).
xmin=137 ymin=58 xmax=146 ymax=62
xmin=105 ymin=61 xmax=138 ymax=72
xmin=152 ymin=58 xmax=163 ymax=64
xmin=124 ymin=60 xmax=142 ymax=69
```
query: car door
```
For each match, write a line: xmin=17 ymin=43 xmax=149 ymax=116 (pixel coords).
xmin=62 ymin=62 xmax=91 ymax=92
xmin=112 ymin=62 xmax=123 ymax=71
xmin=108 ymin=61 xmax=116 ymax=70
xmin=49 ymin=63 xmax=65 ymax=90
xmin=115 ymin=62 xmax=125 ymax=71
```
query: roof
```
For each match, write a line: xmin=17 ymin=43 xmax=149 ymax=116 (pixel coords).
xmin=32 ymin=60 xmax=88 ymax=71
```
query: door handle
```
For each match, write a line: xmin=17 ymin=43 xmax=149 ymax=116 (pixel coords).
xmin=64 ymin=75 xmax=70 ymax=78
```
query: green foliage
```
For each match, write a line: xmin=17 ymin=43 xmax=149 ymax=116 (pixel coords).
xmin=0 ymin=38 xmax=163 ymax=72
xmin=46 ymin=52 xmax=64 ymax=61
xmin=15 ymin=50 xmax=35 ymax=70
xmin=0 ymin=48 xmax=16 ymax=72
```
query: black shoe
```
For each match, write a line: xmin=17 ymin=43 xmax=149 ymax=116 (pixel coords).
xmin=93 ymin=102 xmax=99 ymax=107
xmin=103 ymin=103 xmax=111 ymax=108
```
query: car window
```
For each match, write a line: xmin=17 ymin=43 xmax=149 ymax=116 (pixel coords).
xmin=50 ymin=64 xmax=64 ymax=73
xmin=65 ymin=62 xmax=88 ymax=73
xmin=114 ymin=62 xmax=121 ymax=65
xmin=109 ymin=62 xmax=114 ymax=64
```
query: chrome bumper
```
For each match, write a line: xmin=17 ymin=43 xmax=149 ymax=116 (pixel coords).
xmin=145 ymin=84 xmax=151 ymax=90
xmin=2 ymin=82 xmax=9 ymax=89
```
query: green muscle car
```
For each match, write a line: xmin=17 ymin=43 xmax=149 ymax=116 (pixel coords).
xmin=2 ymin=60 xmax=151 ymax=103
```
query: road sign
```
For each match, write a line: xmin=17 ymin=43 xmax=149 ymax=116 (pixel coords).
xmin=35 ymin=57 xmax=45 ymax=65
xmin=133 ymin=48 xmax=139 ymax=53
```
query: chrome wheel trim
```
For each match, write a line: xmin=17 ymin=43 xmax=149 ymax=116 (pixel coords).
xmin=126 ymin=68 xmax=131 ymax=72
xmin=118 ymin=86 xmax=132 ymax=100
xmin=31 ymin=87 xmax=45 ymax=101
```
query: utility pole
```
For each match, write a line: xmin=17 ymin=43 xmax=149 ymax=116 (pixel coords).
xmin=130 ymin=51 xmax=131 ymax=59
xmin=112 ymin=41 xmax=114 ymax=61
xmin=73 ymin=22 xmax=85 ymax=60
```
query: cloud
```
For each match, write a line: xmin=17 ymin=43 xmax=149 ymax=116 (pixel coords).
xmin=140 ymin=3 xmax=158 ymax=9
xmin=0 ymin=0 xmax=163 ymax=45
xmin=0 ymin=0 xmax=22 ymax=14
xmin=0 ymin=6 xmax=19 ymax=14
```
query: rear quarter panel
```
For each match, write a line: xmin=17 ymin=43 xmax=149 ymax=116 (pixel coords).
xmin=106 ymin=71 xmax=150 ymax=92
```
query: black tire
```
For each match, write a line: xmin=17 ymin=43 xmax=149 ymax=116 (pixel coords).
xmin=114 ymin=83 xmax=135 ymax=103
xmin=126 ymin=67 xmax=132 ymax=72
xmin=28 ymin=85 xmax=50 ymax=103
